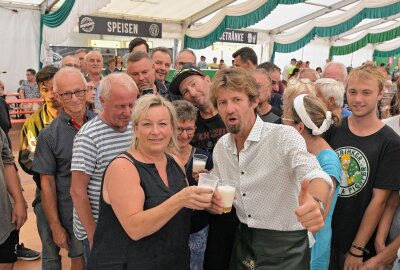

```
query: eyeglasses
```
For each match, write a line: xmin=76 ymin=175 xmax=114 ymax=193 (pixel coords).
xmin=287 ymin=78 xmax=313 ymax=85
xmin=177 ymin=127 xmax=195 ymax=135
xmin=58 ymin=89 xmax=86 ymax=100
xmin=64 ymin=63 xmax=80 ymax=69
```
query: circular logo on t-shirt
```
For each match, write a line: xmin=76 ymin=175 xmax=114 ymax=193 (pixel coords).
xmin=336 ymin=147 xmax=369 ymax=197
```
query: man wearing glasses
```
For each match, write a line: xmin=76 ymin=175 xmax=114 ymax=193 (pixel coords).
xmin=60 ymin=55 xmax=80 ymax=69
xmin=33 ymin=67 xmax=96 ymax=270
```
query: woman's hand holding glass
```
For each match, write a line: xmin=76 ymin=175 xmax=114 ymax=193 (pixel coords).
xmin=175 ymin=186 xmax=214 ymax=210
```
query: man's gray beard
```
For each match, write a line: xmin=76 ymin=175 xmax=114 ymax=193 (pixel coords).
xmin=227 ymin=124 xmax=240 ymax=134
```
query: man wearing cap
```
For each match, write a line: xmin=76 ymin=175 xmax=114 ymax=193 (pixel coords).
xmin=170 ymin=64 xmax=238 ymax=270
xmin=170 ymin=64 xmax=226 ymax=154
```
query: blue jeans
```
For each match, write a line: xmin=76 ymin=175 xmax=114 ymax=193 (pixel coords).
xmin=34 ymin=189 xmax=83 ymax=269
xmin=82 ymin=238 xmax=90 ymax=264
xmin=34 ymin=189 xmax=61 ymax=270
xmin=189 ymin=226 xmax=209 ymax=270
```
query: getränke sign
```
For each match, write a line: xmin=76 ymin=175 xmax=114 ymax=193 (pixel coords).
xmin=218 ymin=29 xmax=257 ymax=44
xmin=79 ymin=15 xmax=162 ymax=38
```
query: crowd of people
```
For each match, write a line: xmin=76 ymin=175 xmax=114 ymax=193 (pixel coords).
xmin=1 ymin=38 xmax=400 ymax=270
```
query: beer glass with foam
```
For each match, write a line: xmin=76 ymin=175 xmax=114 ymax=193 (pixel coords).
xmin=217 ymin=183 xmax=236 ymax=213
xmin=192 ymin=154 xmax=208 ymax=178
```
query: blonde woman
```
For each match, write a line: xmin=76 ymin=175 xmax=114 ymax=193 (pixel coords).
xmin=87 ymin=95 xmax=213 ymax=270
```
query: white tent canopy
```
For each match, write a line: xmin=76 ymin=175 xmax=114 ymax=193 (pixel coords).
xmin=0 ymin=0 xmax=399 ymax=91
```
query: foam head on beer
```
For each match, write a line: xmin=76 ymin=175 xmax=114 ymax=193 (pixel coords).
xmin=217 ymin=184 xmax=236 ymax=213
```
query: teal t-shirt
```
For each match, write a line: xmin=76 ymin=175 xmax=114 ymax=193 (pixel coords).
xmin=311 ymin=149 xmax=341 ymax=270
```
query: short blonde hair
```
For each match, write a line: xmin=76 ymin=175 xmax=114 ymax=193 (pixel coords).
xmin=283 ymin=79 xmax=316 ymax=114
xmin=346 ymin=64 xmax=386 ymax=92
xmin=130 ymin=94 xmax=178 ymax=151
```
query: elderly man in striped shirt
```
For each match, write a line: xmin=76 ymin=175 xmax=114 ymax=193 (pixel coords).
xmin=70 ymin=73 xmax=138 ymax=263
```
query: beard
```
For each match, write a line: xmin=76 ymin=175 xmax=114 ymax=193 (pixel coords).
xmin=226 ymin=123 xmax=241 ymax=134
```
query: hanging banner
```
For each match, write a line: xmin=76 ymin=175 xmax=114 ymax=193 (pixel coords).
xmin=218 ymin=29 xmax=257 ymax=45
xmin=79 ymin=15 xmax=162 ymax=38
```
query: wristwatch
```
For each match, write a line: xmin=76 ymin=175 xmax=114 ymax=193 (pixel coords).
xmin=312 ymin=196 xmax=325 ymax=215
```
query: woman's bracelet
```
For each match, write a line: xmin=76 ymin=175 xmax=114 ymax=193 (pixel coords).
xmin=348 ymin=250 xmax=364 ymax=258
xmin=351 ymin=242 xmax=370 ymax=255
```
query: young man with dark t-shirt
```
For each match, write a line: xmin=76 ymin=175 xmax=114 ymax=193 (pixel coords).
xmin=170 ymin=65 xmax=238 ymax=270
xmin=324 ymin=65 xmax=400 ymax=270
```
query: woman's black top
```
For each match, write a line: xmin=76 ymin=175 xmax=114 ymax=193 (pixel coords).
xmin=87 ymin=151 xmax=191 ymax=270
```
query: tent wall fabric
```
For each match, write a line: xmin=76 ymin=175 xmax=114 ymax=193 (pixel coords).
xmin=272 ymin=0 xmax=400 ymax=55
xmin=374 ymin=47 xmax=400 ymax=58
xmin=42 ymin=0 xmax=111 ymax=50
xmin=184 ymin=0 xmax=304 ymax=49
xmin=0 ymin=7 xmax=40 ymax=94
xmin=373 ymin=38 xmax=400 ymax=58
xmin=40 ymin=0 xmax=75 ymax=61
xmin=329 ymin=25 xmax=400 ymax=58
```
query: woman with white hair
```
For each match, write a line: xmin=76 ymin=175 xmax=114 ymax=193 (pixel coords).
xmin=315 ymin=78 xmax=352 ymax=118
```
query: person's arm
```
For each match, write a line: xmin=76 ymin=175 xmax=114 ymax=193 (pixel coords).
xmin=4 ymin=163 xmax=27 ymax=230
xmin=322 ymin=177 xmax=337 ymax=220
xmin=1 ymin=127 xmax=27 ymax=230
xmin=18 ymin=123 xmax=37 ymax=175
xmin=361 ymin=233 xmax=400 ymax=269
xmin=41 ymin=174 xmax=68 ymax=250
xmin=103 ymin=157 xmax=213 ymax=241
xmin=375 ymin=191 xmax=399 ymax=253
xmin=286 ymin=128 xmax=332 ymax=233
xmin=344 ymin=188 xmax=392 ymax=270
xmin=70 ymin=132 xmax=98 ymax=247
xmin=295 ymin=178 xmax=330 ymax=233
xmin=70 ymin=171 xmax=96 ymax=247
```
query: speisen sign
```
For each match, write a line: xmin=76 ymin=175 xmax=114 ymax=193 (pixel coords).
xmin=218 ymin=29 xmax=257 ymax=45
xmin=79 ymin=15 xmax=162 ymax=38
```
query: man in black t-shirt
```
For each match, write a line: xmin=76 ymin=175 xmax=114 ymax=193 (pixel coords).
xmin=170 ymin=64 xmax=227 ymax=154
xmin=325 ymin=65 xmax=400 ymax=270
xmin=170 ymin=64 xmax=238 ymax=270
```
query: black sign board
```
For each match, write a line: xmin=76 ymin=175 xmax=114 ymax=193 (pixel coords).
xmin=79 ymin=15 xmax=162 ymax=38
xmin=218 ymin=29 xmax=257 ymax=44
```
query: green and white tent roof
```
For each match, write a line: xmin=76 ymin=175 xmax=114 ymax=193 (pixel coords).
xmin=2 ymin=0 xmax=399 ymax=57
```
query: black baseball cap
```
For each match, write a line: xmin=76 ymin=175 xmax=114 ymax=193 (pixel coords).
xmin=169 ymin=64 xmax=205 ymax=96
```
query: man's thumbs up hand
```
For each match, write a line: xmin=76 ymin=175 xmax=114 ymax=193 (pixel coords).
xmin=295 ymin=179 xmax=324 ymax=234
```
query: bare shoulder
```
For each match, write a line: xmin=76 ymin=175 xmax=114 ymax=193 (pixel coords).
xmin=169 ymin=153 xmax=186 ymax=172
xmin=105 ymin=155 xmax=140 ymax=182
xmin=103 ymin=154 xmax=142 ymax=203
